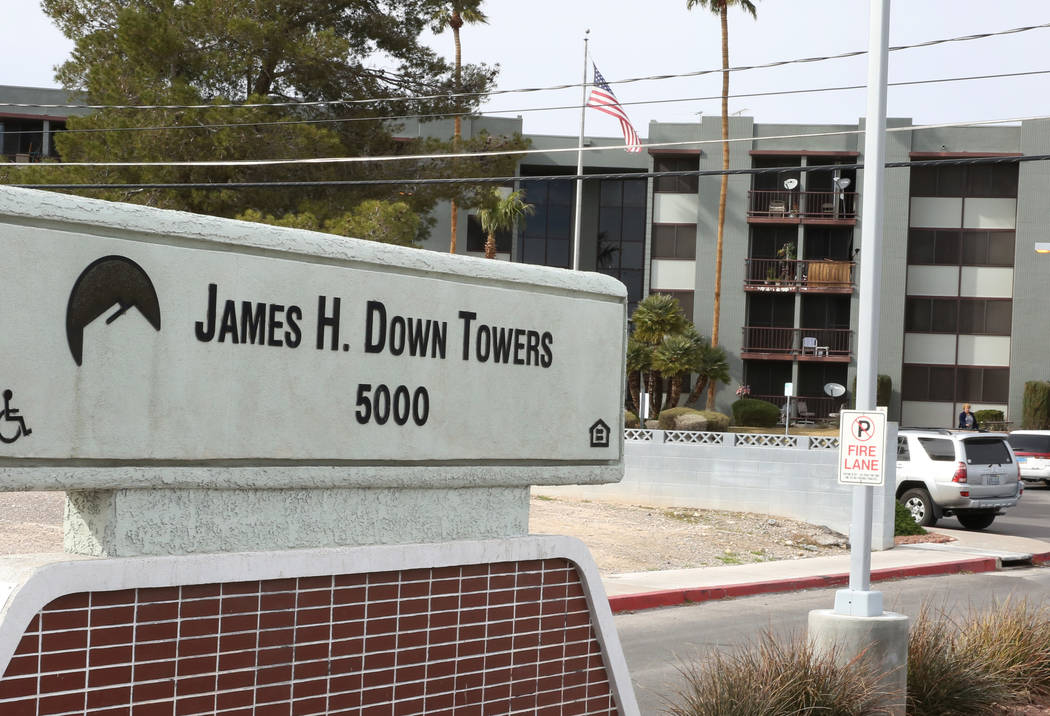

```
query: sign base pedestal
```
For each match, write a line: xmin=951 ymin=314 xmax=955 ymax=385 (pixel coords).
xmin=64 ymin=486 xmax=529 ymax=557
xmin=833 ymin=587 xmax=883 ymax=617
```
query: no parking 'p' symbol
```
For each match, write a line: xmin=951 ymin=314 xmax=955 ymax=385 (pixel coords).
xmin=851 ymin=416 xmax=875 ymax=441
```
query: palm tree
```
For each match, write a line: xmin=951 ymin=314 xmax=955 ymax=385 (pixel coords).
xmin=625 ymin=335 xmax=651 ymax=415
xmin=476 ymin=188 xmax=534 ymax=259
xmin=685 ymin=336 xmax=731 ymax=406
xmin=687 ymin=0 xmax=758 ymax=409
xmin=431 ymin=2 xmax=488 ymax=255
xmin=630 ymin=294 xmax=690 ymax=416
xmin=653 ymin=333 xmax=700 ymax=409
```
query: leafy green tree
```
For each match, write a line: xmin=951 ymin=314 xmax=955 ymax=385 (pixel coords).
xmin=476 ymin=188 xmax=533 ymax=259
xmin=687 ymin=0 xmax=758 ymax=409
xmin=238 ymin=199 xmax=422 ymax=247
xmin=15 ymin=0 xmax=524 ymax=243
xmin=431 ymin=1 xmax=488 ymax=254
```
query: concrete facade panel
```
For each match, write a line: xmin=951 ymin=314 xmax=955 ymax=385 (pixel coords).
xmin=653 ymin=193 xmax=699 ymax=224
xmin=906 ymin=265 xmax=959 ymax=296
xmin=650 ymin=259 xmax=696 ymax=291
xmin=909 ymin=197 xmax=962 ymax=229
xmin=901 ymin=400 xmax=954 ymax=429
xmin=959 ymin=267 xmax=1013 ymax=298
xmin=963 ymin=198 xmax=1017 ymax=230
xmin=903 ymin=333 xmax=957 ymax=364
xmin=956 ymin=335 xmax=1011 ymax=367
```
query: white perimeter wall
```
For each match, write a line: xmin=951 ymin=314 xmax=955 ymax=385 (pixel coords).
xmin=535 ymin=434 xmax=895 ymax=550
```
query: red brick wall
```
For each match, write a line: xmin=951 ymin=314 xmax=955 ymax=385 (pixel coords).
xmin=0 ymin=558 xmax=619 ymax=715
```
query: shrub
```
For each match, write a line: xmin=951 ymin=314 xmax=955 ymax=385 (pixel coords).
xmin=731 ymin=398 xmax=780 ymax=428
xmin=1023 ymin=381 xmax=1050 ymax=430
xmin=624 ymin=410 xmax=639 ymax=429
xmin=658 ymin=407 xmax=701 ymax=430
xmin=677 ymin=414 xmax=708 ymax=432
xmin=667 ymin=631 xmax=889 ymax=716
xmin=894 ymin=500 xmax=926 ymax=537
xmin=975 ymin=409 xmax=1004 ymax=428
xmin=907 ymin=605 xmax=1017 ymax=715
xmin=956 ymin=600 xmax=1050 ymax=704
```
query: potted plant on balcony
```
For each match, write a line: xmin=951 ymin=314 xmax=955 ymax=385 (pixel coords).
xmin=776 ymin=242 xmax=796 ymax=282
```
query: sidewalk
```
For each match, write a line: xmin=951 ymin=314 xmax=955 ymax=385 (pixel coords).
xmin=603 ymin=528 xmax=1050 ymax=613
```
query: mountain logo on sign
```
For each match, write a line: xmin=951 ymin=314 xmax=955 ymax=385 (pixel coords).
xmin=66 ymin=256 xmax=162 ymax=366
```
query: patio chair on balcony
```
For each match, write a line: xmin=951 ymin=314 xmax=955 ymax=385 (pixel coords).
xmin=801 ymin=336 xmax=829 ymax=356
xmin=797 ymin=401 xmax=816 ymax=424
xmin=768 ymin=199 xmax=787 ymax=216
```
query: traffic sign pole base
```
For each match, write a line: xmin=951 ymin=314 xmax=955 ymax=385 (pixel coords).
xmin=834 ymin=588 xmax=883 ymax=617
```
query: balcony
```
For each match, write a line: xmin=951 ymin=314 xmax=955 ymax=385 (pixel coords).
xmin=741 ymin=326 xmax=852 ymax=362
xmin=747 ymin=190 xmax=857 ymax=223
xmin=749 ymin=394 xmax=846 ymax=422
xmin=744 ymin=258 xmax=854 ymax=294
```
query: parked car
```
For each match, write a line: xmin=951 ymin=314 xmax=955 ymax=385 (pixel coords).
xmin=1007 ymin=431 xmax=1050 ymax=486
xmin=896 ymin=428 xmax=1022 ymax=530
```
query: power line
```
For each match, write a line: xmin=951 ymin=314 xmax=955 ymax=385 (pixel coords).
xmin=4 ymin=68 xmax=1048 ymax=138
xmin=11 ymin=153 xmax=1047 ymax=192
xmin=2 ymin=22 xmax=1046 ymax=112
xmin=5 ymin=114 xmax=1047 ymax=169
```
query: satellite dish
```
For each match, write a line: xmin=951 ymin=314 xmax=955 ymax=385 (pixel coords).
xmin=834 ymin=177 xmax=851 ymax=190
xmin=824 ymin=382 xmax=846 ymax=398
xmin=783 ymin=178 xmax=798 ymax=190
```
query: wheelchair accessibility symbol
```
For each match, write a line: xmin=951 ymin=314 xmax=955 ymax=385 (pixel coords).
xmin=0 ymin=389 xmax=32 ymax=444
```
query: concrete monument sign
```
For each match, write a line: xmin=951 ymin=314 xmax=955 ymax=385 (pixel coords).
xmin=0 ymin=187 xmax=626 ymax=491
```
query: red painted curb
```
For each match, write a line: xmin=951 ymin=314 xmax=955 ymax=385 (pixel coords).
xmin=607 ymin=557 xmax=1001 ymax=613
xmin=1032 ymin=552 xmax=1050 ymax=565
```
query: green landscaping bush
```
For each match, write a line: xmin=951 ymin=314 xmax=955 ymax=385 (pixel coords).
xmin=975 ymin=409 xmax=1004 ymax=428
xmin=624 ymin=410 xmax=639 ymax=429
xmin=658 ymin=407 xmax=701 ymax=430
xmin=667 ymin=632 xmax=888 ymax=716
xmin=894 ymin=500 xmax=926 ymax=537
xmin=1023 ymin=381 xmax=1050 ymax=430
xmin=731 ymin=398 xmax=780 ymax=428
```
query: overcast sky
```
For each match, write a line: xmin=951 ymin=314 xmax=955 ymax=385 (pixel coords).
xmin=3 ymin=2 xmax=1049 ymax=138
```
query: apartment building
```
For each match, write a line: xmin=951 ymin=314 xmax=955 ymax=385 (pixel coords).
xmin=4 ymin=85 xmax=1047 ymax=425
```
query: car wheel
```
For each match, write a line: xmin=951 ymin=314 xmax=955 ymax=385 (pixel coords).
xmin=900 ymin=488 xmax=937 ymax=526
xmin=956 ymin=512 xmax=996 ymax=531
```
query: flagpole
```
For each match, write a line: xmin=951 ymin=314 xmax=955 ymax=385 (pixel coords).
xmin=572 ymin=29 xmax=589 ymax=271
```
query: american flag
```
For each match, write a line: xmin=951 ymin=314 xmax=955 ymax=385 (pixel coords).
xmin=587 ymin=64 xmax=641 ymax=153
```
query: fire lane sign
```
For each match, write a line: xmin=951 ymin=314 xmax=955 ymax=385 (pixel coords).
xmin=837 ymin=409 xmax=887 ymax=486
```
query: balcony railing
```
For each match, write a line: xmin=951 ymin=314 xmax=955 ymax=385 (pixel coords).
xmin=741 ymin=326 xmax=852 ymax=359
xmin=747 ymin=190 xmax=857 ymax=220
xmin=744 ymin=258 xmax=854 ymax=293
xmin=748 ymin=394 xmax=846 ymax=421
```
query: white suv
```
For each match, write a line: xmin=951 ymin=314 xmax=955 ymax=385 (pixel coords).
xmin=1007 ymin=431 xmax=1050 ymax=486
xmin=896 ymin=428 xmax=1022 ymax=530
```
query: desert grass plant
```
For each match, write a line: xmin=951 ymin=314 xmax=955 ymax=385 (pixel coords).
xmin=907 ymin=604 xmax=1017 ymax=715
xmin=955 ymin=599 xmax=1050 ymax=705
xmin=666 ymin=631 xmax=891 ymax=716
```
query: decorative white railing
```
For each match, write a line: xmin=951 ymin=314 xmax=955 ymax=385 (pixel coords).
xmin=624 ymin=429 xmax=839 ymax=450
xmin=664 ymin=430 xmax=727 ymax=445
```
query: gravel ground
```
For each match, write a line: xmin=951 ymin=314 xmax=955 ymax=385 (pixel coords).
xmin=528 ymin=495 xmax=850 ymax=574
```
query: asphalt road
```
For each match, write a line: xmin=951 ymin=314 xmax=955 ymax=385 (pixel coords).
xmin=616 ymin=566 xmax=1050 ymax=715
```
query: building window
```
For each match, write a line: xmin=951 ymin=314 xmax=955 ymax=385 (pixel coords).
xmin=466 ymin=215 xmax=512 ymax=253
xmin=652 ymin=224 xmax=697 ymax=259
xmin=654 ymin=157 xmax=698 ymax=193
xmin=904 ymin=298 xmax=1011 ymax=336
xmin=908 ymin=229 xmax=1014 ymax=267
xmin=910 ymin=163 xmax=1018 ymax=198
xmin=654 ymin=291 xmax=694 ymax=322
xmin=520 ymin=179 xmax=573 ymax=269
xmin=902 ymin=364 xmax=1009 ymax=403
xmin=597 ymin=178 xmax=647 ymax=305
